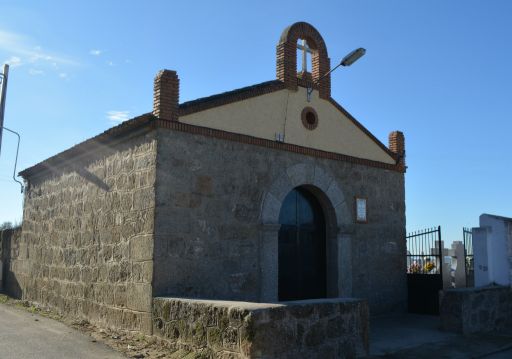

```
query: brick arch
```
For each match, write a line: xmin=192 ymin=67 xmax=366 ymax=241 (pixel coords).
xmin=258 ymin=163 xmax=353 ymax=301
xmin=276 ymin=22 xmax=331 ymax=99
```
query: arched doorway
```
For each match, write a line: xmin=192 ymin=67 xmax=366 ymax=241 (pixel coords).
xmin=278 ymin=187 xmax=326 ymax=301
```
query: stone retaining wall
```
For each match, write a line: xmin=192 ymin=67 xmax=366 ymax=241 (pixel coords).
xmin=153 ymin=297 xmax=369 ymax=359
xmin=440 ymin=286 xmax=512 ymax=334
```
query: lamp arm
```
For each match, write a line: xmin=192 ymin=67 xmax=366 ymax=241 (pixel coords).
xmin=1 ymin=126 xmax=24 ymax=193
xmin=306 ymin=48 xmax=365 ymax=102
xmin=306 ymin=61 xmax=343 ymax=101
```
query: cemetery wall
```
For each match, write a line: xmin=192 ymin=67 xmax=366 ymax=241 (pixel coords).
xmin=153 ymin=128 xmax=406 ymax=314
xmin=152 ymin=297 xmax=369 ymax=359
xmin=7 ymin=130 xmax=157 ymax=334
xmin=440 ymin=286 xmax=512 ymax=334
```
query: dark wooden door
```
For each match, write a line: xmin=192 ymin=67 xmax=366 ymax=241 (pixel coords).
xmin=278 ymin=187 xmax=326 ymax=301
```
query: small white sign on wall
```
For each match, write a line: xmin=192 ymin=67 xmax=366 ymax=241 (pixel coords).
xmin=355 ymin=197 xmax=367 ymax=223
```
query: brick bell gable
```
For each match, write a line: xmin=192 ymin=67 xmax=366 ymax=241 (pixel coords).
xmin=276 ymin=22 xmax=331 ymax=99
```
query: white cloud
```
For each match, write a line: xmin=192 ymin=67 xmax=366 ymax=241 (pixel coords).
xmin=89 ymin=49 xmax=102 ymax=56
xmin=58 ymin=72 xmax=68 ymax=79
xmin=0 ymin=29 xmax=79 ymax=70
xmin=4 ymin=56 xmax=22 ymax=67
xmin=28 ymin=68 xmax=44 ymax=76
xmin=106 ymin=110 xmax=130 ymax=124
xmin=107 ymin=60 xmax=114 ymax=66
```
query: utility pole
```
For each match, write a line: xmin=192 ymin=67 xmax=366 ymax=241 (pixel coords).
xmin=0 ymin=64 xmax=9 ymax=156
xmin=0 ymin=64 xmax=22 ymax=192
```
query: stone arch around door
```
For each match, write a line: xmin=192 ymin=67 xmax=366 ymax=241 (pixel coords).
xmin=259 ymin=163 xmax=354 ymax=302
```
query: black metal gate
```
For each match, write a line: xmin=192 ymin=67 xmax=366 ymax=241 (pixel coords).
xmin=406 ymin=226 xmax=443 ymax=315
xmin=463 ymin=227 xmax=474 ymax=287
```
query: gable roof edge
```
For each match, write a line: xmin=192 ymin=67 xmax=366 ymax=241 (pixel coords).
xmin=19 ymin=113 xmax=156 ymax=179
xmin=327 ymin=97 xmax=398 ymax=162
xmin=179 ymin=80 xmax=286 ymax=117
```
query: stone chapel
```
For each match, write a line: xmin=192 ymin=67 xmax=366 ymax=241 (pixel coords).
xmin=2 ymin=22 xmax=407 ymax=357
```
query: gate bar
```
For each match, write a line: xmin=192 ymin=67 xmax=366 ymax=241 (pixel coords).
xmin=438 ymin=225 xmax=443 ymax=283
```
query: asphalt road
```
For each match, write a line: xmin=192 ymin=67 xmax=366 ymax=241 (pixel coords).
xmin=0 ymin=303 xmax=125 ymax=359
xmin=484 ymin=348 xmax=512 ymax=358
xmin=368 ymin=314 xmax=512 ymax=358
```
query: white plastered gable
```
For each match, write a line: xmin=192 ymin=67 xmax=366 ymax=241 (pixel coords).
xmin=179 ymin=86 xmax=395 ymax=165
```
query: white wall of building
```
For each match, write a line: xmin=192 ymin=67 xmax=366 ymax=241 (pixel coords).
xmin=473 ymin=214 xmax=512 ymax=287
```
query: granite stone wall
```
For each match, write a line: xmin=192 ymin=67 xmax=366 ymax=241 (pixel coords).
xmin=440 ymin=286 xmax=512 ymax=334
xmin=153 ymin=128 xmax=406 ymax=314
xmin=153 ymin=297 xmax=369 ymax=359
xmin=0 ymin=227 xmax=22 ymax=294
xmin=10 ymin=131 xmax=157 ymax=333
xmin=4 ymin=117 xmax=405 ymax=339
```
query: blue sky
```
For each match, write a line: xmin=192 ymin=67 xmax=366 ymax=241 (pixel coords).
xmin=0 ymin=1 xmax=511 ymax=245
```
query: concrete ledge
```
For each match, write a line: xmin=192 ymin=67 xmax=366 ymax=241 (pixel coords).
xmin=153 ymin=297 xmax=369 ymax=358
xmin=440 ymin=285 xmax=512 ymax=334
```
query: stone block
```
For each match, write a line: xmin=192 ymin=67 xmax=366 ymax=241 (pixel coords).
xmin=286 ymin=163 xmax=314 ymax=187
xmin=131 ymin=260 xmax=153 ymax=283
xmin=191 ymin=322 xmax=207 ymax=348
xmin=268 ymin=172 xmax=293 ymax=202
xmin=313 ymin=165 xmax=333 ymax=192
xmin=127 ymin=283 xmax=153 ymax=312
xmin=132 ymin=187 xmax=155 ymax=211
xmin=216 ymin=351 xmax=243 ymax=359
xmin=130 ymin=234 xmax=154 ymax=261
xmin=260 ymin=192 xmax=281 ymax=225
xmin=288 ymin=304 xmax=315 ymax=319
xmin=207 ymin=327 xmax=223 ymax=350
xmin=112 ymin=242 xmax=129 ymax=261
xmin=195 ymin=175 xmax=213 ymax=196
xmin=105 ymin=307 xmax=124 ymax=329
xmin=326 ymin=180 xmax=345 ymax=208
xmin=122 ymin=310 xmax=153 ymax=334
xmin=222 ymin=326 xmax=239 ymax=351
xmin=304 ymin=321 xmax=326 ymax=347
xmin=114 ymin=284 xmax=127 ymax=308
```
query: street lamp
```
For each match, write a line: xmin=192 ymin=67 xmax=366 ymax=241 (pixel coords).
xmin=307 ymin=47 xmax=366 ymax=101
xmin=340 ymin=48 xmax=366 ymax=67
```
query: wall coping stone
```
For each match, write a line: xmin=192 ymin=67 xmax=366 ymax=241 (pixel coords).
xmin=443 ymin=285 xmax=511 ymax=294
xmin=154 ymin=296 xmax=364 ymax=310
xmin=153 ymin=296 xmax=369 ymax=358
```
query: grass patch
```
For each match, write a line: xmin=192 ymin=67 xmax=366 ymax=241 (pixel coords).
xmin=0 ymin=293 xmax=62 ymax=320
